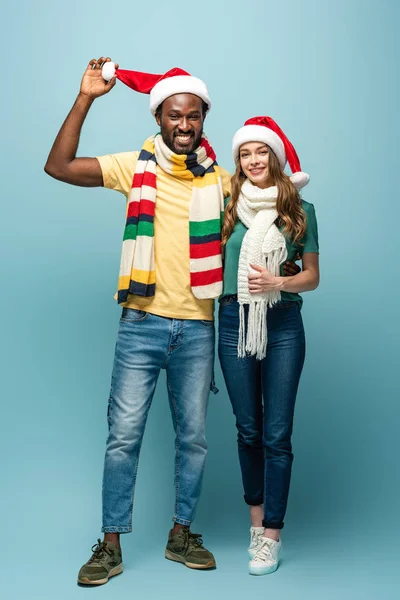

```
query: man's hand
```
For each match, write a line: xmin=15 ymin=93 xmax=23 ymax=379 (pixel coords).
xmin=283 ymin=254 xmax=301 ymax=277
xmin=44 ymin=57 xmax=117 ymax=186
xmin=80 ymin=57 xmax=119 ymax=99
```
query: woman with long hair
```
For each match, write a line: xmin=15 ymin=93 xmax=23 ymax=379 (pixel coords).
xmin=218 ymin=116 xmax=320 ymax=575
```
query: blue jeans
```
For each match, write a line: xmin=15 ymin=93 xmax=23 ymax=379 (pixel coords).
xmin=102 ymin=308 xmax=216 ymax=533
xmin=218 ymin=297 xmax=305 ymax=529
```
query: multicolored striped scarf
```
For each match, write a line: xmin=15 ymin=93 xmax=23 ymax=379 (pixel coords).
xmin=117 ymin=133 xmax=224 ymax=304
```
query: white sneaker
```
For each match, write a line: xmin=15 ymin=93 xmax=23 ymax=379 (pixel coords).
xmin=248 ymin=527 xmax=264 ymax=559
xmin=249 ymin=536 xmax=282 ymax=576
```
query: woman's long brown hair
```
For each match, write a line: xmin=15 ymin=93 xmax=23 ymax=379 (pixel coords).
xmin=221 ymin=146 xmax=306 ymax=247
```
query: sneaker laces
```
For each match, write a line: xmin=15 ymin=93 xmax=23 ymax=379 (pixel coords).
xmin=88 ymin=539 xmax=112 ymax=564
xmin=253 ymin=538 xmax=275 ymax=563
xmin=188 ymin=533 xmax=204 ymax=550
xmin=250 ymin=528 xmax=263 ymax=548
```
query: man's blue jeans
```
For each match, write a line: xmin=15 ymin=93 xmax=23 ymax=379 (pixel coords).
xmin=218 ymin=297 xmax=305 ymax=530
xmin=102 ymin=308 xmax=216 ymax=533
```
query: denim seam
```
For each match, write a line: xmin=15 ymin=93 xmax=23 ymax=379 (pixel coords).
xmin=120 ymin=316 xmax=148 ymax=323
xmin=106 ymin=373 xmax=116 ymax=432
xmin=120 ymin=313 xmax=148 ymax=323
xmin=107 ymin=395 xmax=112 ymax=427
xmin=173 ymin=517 xmax=191 ymax=526
xmin=166 ymin=320 xmax=184 ymax=357
xmin=126 ymin=396 xmax=154 ymax=532
xmin=167 ymin=378 xmax=181 ymax=522
xmin=263 ymin=520 xmax=284 ymax=530
xmin=244 ymin=496 xmax=264 ymax=506
xmin=120 ymin=308 xmax=149 ymax=322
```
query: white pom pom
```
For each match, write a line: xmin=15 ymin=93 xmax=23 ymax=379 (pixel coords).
xmin=102 ymin=61 xmax=116 ymax=82
xmin=290 ymin=171 xmax=310 ymax=190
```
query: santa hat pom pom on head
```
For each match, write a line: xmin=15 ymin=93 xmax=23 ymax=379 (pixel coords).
xmin=101 ymin=62 xmax=211 ymax=116
xmin=232 ymin=116 xmax=310 ymax=190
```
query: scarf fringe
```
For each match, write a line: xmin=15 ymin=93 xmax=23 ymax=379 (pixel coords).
xmin=267 ymin=246 xmax=286 ymax=279
xmin=238 ymin=304 xmax=246 ymax=358
xmin=238 ymin=247 xmax=286 ymax=360
xmin=238 ymin=301 xmax=268 ymax=360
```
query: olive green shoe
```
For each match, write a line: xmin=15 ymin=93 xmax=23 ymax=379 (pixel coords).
xmin=165 ymin=527 xmax=216 ymax=569
xmin=77 ymin=539 xmax=123 ymax=585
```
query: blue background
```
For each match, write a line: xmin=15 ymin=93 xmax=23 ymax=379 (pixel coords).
xmin=1 ymin=0 xmax=399 ymax=598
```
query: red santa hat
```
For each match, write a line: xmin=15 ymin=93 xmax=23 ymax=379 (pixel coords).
xmin=232 ymin=116 xmax=310 ymax=189
xmin=102 ymin=62 xmax=211 ymax=115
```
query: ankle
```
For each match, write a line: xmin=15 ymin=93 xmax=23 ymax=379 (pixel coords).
xmin=104 ymin=533 xmax=121 ymax=548
xmin=263 ymin=528 xmax=280 ymax=542
xmin=250 ymin=505 xmax=264 ymax=528
xmin=171 ymin=523 xmax=188 ymax=536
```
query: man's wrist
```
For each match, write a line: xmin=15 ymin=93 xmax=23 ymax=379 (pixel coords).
xmin=77 ymin=92 xmax=95 ymax=108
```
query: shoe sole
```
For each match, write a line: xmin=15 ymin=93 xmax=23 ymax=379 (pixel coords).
xmin=77 ymin=563 xmax=123 ymax=585
xmin=249 ymin=561 xmax=279 ymax=576
xmin=165 ymin=549 xmax=216 ymax=570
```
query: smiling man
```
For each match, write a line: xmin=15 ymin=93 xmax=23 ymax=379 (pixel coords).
xmin=156 ymin=95 xmax=206 ymax=154
xmin=45 ymin=57 xmax=231 ymax=584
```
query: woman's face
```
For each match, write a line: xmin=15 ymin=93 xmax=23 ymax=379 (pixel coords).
xmin=239 ymin=142 xmax=270 ymax=188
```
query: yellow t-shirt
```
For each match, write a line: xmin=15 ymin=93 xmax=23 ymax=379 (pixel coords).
xmin=97 ymin=152 xmax=232 ymax=321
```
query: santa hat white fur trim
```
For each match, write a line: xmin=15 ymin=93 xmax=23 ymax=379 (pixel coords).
xmin=150 ymin=76 xmax=211 ymax=115
xmin=232 ymin=125 xmax=286 ymax=168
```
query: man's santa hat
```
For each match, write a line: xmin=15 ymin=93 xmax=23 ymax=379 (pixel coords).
xmin=102 ymin=62 xmax=211 ymax=115
xmin=232 ymin=116 xmax=310 ymax=189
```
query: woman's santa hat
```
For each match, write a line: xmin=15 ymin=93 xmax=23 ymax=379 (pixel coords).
xmin=232 ymin=116 xmax=310 ymax=189
xmin=102 ymin=62 xmax=211 ymax=115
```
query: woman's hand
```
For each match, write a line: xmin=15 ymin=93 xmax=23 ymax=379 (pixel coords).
xmin=248 ymin=264 xmax=283 ymax=294
xmin=248 ymin=253 xmax=320 ymax=295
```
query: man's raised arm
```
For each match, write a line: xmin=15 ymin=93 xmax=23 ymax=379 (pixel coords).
xmin=44 ymin=57 xmax=118 ymax=187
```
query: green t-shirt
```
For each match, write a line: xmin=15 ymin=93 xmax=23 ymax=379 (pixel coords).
xmin=222 ymin=200 xmax=319 ymax=306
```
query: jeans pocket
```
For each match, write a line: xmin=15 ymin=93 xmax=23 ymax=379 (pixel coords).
xmin=201 ymin=319 xmax=214 ymax=326
xmin=275 ymin=301 xmax=298 ymax=309
xmin=219 ymin=295 xmax=235 ymax=307
xmin=120 ymin=308 xmax=148 ymax=322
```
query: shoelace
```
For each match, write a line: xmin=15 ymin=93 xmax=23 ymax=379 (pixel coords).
xmin=253 ymin=539 xmax=275 ymax=563
xmin=88 ymin=539 xmax=112 ymax=564
xmin=188 ymin=533 xmax=204 ymax=549
xmin=250 ymin=529 xmax=262 ymax=548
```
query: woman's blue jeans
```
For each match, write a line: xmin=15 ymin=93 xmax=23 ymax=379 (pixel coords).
xmin=218 ymin=297 xmax=305 ymax=529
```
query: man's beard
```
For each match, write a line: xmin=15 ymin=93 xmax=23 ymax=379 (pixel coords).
xmin=161 ymin=125 xmax=203 ymax=155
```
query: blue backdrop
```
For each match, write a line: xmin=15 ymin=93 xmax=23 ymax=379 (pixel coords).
xmin=1 ymin=1 xmax=398 ymax=598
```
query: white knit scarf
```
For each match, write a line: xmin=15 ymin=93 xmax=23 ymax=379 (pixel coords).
xmin=237 ymin=179 xmax=288 ymax=360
